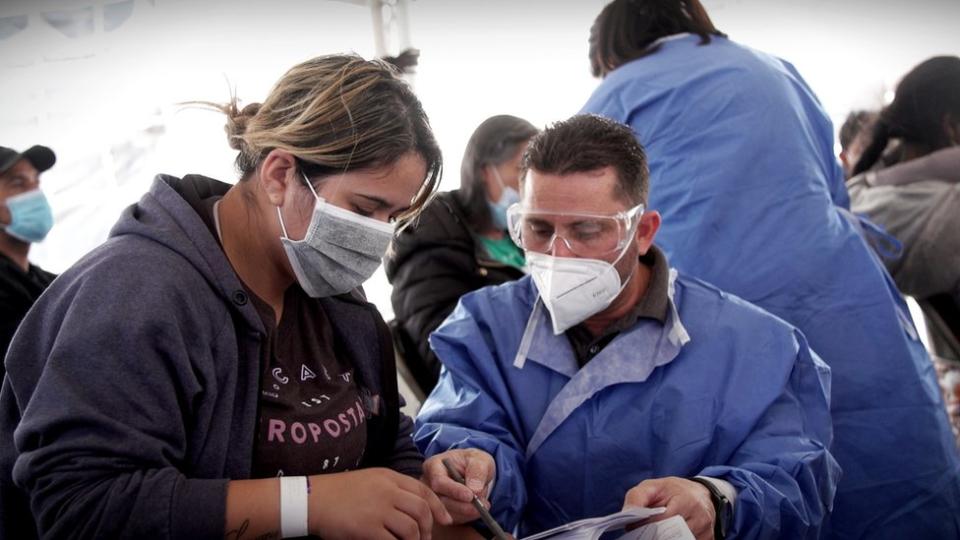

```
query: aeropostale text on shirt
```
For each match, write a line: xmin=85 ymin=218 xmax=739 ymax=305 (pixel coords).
xmin=266 ymin=398 xmax=366 ymax=444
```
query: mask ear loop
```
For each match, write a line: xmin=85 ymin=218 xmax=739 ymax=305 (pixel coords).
xmin=489 ymin=166 xmax=515 ymax=210
xmin=276 ymin=170 xmax=327 ymax=241
xmin=490 ymin=165 xmax=507 ymax=190
xmin=276 ymin=208 xmax=291 ymax=240
xmin=315 ymin=170 xmax=349 ymax=205
xmin=301 ymin=171 xmax=322 ymax=198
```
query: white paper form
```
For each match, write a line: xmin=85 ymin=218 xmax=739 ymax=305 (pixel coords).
xmin=519 ymin=508 xmax=666 ymax=540
xmin=616 ymin=515 xmax=695 ymax=540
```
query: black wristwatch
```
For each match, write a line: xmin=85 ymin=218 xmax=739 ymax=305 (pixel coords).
xmin=688 ymin=477 xmax=733 ymax=540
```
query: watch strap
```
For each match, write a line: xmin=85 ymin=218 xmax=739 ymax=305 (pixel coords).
xmin=688 ymin=476 xmax=730 ymax=540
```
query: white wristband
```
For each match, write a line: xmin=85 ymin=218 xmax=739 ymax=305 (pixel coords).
xmin=279 ymin=475 xmax=309 ymax=538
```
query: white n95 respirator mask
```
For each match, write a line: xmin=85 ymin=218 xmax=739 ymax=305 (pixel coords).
xmin=526 ymin=247 xmax=632 ymax=335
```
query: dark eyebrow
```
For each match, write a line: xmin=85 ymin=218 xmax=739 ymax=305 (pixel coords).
xmin=356 ymin=194 xmax=390 ymax=208
xmin=569 ymin=219 xmax=604 ymax=228
xmin=356 ymin=193 xmax=411 ymax=217
xmin=525 ymin=217 xmax=553 ymax=227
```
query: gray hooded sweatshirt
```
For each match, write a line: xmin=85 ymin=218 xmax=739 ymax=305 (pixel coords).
xmin=0 ymin=175 xmax=421 ymax=539
xmin=848 ymin=146 xmax=960 ymax=301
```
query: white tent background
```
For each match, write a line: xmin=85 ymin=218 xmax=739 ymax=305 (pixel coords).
xmin=1 ymin=0 xmax=958 ymax=373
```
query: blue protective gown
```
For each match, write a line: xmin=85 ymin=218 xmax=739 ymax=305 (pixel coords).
xmin=581 ymin=34 xmax=960 ymax=539
xmin=416 ymin=271 xmax=840 ymax=539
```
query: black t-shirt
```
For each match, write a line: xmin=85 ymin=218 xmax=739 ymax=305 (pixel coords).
xmin=190 ymin=194 xmax=367 ymax=478
xmin=0 ymin=252 xmax=56 ymax=371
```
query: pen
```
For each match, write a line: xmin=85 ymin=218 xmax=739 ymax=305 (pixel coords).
xmin=441 ymin=458 xmax=511 ymax=540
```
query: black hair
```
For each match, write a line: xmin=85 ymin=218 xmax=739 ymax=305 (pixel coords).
xmin=458 ymin=115 xmax=538 ymax=233
xmin=853 ymin=56 xmax=960 ymax=176
xmin=590 ymin=0 xmax=726 ymax=78
xmin=522 ymin=114 xmax=649 ymax=206
xmin=839 ymin=110 xmax=878 ymax=152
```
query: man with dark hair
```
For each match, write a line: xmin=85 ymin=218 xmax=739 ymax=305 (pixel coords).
xmin=0 ymin=145 xmax=56 ymax=374
xmin=415 ymin=115 xmax=839 ymax=539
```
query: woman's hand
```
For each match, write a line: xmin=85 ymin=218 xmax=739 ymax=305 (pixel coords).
xmin=310 ymin=468 xmax=452 ymax=540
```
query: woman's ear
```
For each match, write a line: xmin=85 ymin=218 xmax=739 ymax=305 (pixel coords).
xmin=258 ymin=149 xmax=300 ymax=207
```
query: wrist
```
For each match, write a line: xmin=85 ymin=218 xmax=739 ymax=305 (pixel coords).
xmin=279 ymin=476 xmax=310 ymax=538
xmin=305 ymin=474 xmax=327 ymax=537
xmin=687 ymin=476 xmax=732 ymax=540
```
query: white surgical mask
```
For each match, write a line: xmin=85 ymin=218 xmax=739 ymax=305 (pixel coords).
xmin=278 ymin=174 xmax=395 ymax=298
xmin=527 ymin=244 xmax=634 ymax=335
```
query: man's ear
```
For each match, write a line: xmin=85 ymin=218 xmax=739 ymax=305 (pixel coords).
xmin=258 ymin=149 xmax=300 ymax=207
xmin=635 ymin=210 xmax=661 ymax=255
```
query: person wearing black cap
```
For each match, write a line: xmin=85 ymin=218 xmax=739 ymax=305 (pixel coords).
xmin=0 ymin=144 xmax=57 ymax=374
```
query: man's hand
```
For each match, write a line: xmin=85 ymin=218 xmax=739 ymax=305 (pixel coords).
xmin=309 ymin=468 xmax=452 ymax=540
xmin=623 ymin=477 xmax=716 ymax=540
xmin=422 ymin=449 xmax=496 ymax=524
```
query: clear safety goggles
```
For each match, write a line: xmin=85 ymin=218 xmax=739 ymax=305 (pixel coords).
xmin=506 ymin=203 xmax=644 ymax=258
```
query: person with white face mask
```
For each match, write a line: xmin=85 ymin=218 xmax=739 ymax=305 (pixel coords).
xmin=415 ymin=115 xmax=840 ymax=540
xmin=387 ymin=115 xmax=536 ymax=396
xmin=0 ymin=144 xmax=57 ymax=378
xmin=0 ymin=55 xmax=464 ymax=540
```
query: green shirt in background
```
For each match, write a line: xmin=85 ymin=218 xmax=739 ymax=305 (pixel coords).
xmin=478 ymin=235 xmax=526 ymax=270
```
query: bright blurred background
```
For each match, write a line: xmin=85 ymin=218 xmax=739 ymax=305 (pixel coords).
xmin=2 ymin=0 xmax=959 ymax=323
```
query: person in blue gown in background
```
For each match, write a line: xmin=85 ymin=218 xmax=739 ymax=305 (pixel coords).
xmin=580 ymin=1 xmax=960 ymax=538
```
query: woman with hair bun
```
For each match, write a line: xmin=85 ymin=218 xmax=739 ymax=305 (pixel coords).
xmin=0 ymin=54 xmax=455 ymax=539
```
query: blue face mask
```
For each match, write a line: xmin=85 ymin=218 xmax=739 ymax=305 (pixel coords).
xmin=488 ymin=167 xmax=521 ymax=230
xmin=2 ymin=189 xmax=54 ymax=243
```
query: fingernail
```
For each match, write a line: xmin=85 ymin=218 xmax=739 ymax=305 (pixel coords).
xmin=467 ymin=479 xmax=484 ymax=492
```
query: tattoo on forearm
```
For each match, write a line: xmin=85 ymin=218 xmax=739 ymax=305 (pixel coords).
xmin=224 ymin=519 xmax=249 ymax=540
xmin=224 ymin=519 xmax=280 ymax=540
